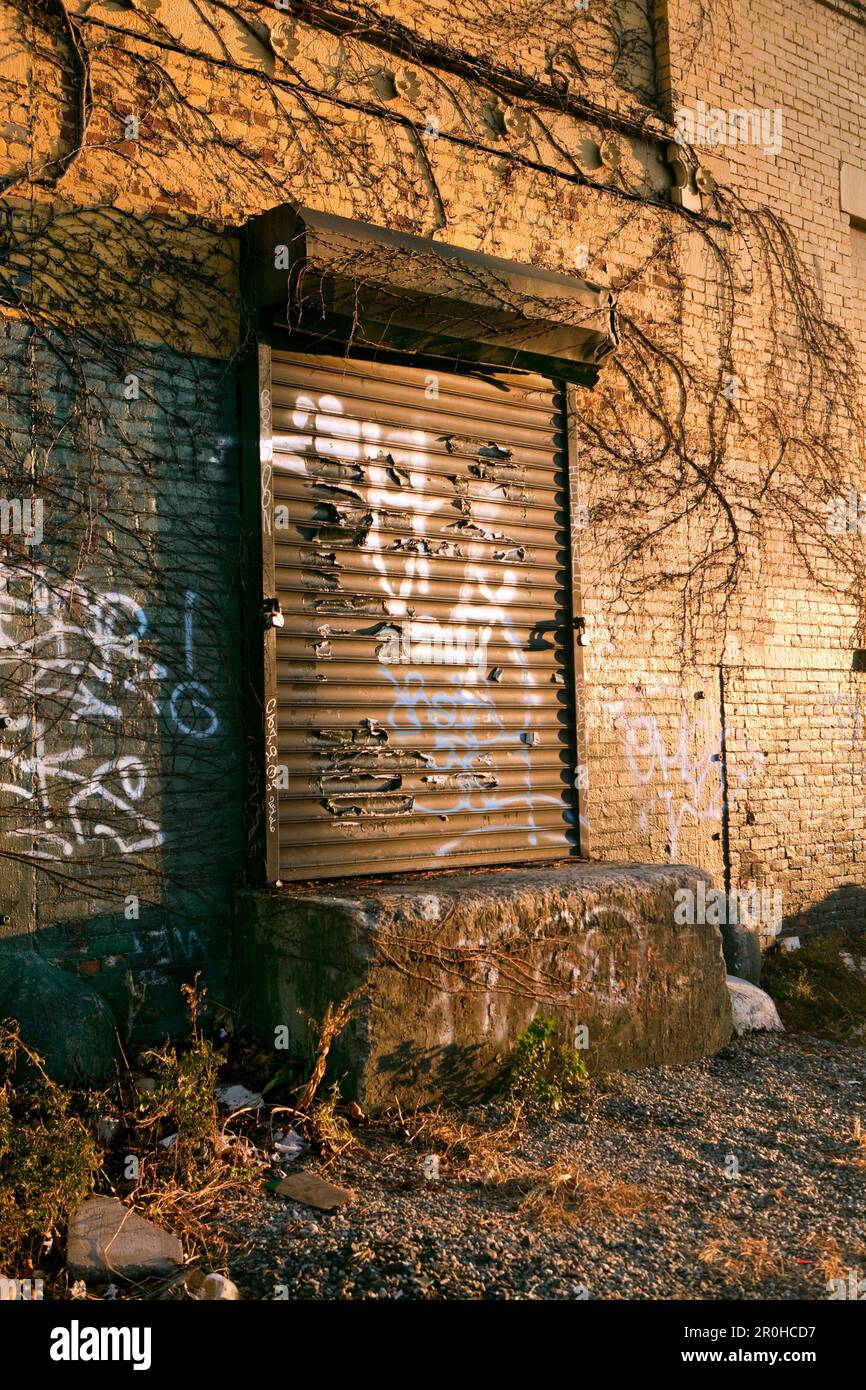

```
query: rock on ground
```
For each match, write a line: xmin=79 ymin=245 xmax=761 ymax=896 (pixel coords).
xmin=67 ymin=1197 xmax=183 ymax=1284
xmin=0 ymin=951 xmax=118 ymax=1083
xmin=727 ymin=976 xmax=784 ymax=1035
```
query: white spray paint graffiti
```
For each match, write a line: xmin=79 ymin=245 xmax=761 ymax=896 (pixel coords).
xmin=276 ymin=387 xmax=565 ymax=855
xmin=612 ymin=693 xmax=764 ymax=860
xmin=0 ymin=569 xmax=218 ymax=858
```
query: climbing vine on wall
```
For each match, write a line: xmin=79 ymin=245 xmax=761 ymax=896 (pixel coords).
xmin=0 ymin=0 xmax=863 ymax=925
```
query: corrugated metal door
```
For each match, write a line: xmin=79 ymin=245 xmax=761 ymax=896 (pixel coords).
xmin=265 ymin=351 xmax=578 ymax=880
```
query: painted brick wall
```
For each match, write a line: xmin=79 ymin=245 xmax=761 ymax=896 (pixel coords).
xmin=578 ymin=0 xmax=866 ymax=934
xmin=0 ymin=318 xmax=245 ymax=1039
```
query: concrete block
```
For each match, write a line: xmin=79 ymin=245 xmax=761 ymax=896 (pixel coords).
xmin=234 ymin=862 xmax=733 ymax=1110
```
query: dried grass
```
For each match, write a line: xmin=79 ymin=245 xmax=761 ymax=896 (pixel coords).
xmin=697 ymin=1226 xmax=785 ymax=1280
xmin=800 ymin=1232 xmax=849 ymax=1283
xmin=295 ymin=986 xmax=366 ymax=1113
xmin=389 ymin=1102 xmax=526 ymax=1181
xmin=501 ymin=1164 xmax=664 ymax=1228
xmin=850 ymin=1116 xmax=866 ymax=1166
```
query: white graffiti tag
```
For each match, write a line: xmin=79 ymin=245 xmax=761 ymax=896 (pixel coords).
xmin=617 ymin=701 xmax=763 ymax=860
xmin=0 ymin=570 xmax=218 ymax=858
xmin=277 ymin=387 xmax=562 ymax=856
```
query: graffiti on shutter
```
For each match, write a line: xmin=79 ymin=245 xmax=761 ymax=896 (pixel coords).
xmin=268 ymin=353 xmax=578 ymax=879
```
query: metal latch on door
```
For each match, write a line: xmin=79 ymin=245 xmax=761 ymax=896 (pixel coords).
xmin=529 ymin=615 xmax=586 ymax=646
xmin=263 ymin=597 xmax=284 ymax=628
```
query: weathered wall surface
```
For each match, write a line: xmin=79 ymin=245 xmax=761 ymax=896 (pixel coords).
xmin=611 ymin=0 xmax=866 ymax=932
xmin=0 ymin=318 xmax=245 ymax=1038
xmin=0 ymin=0 xmax=864 ymax=1042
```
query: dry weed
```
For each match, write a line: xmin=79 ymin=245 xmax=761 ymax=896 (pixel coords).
xmin=697 ymin=1225 xmax=785 ymax=1280
xmin=390 ymin=1102 xmax=525 ymax=1181
xmin=803 ymin=1232 xmax=847 ymax=1282
xmin=295 ymin=987 xmax=366 ymax=1113
xmin=500 ymin=1164 xmax=663 ymax=1228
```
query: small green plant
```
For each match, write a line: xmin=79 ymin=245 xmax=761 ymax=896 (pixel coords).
xmin=0 ymin=1025 xmax=101 ymax=1266
xmin=509 ymin=1015 xmax=588 ymax=1116
xmin=308 ymin=1082 xmax=355 ymax=1157
xmin=136 ymin=978 xmax=223 ymax=1189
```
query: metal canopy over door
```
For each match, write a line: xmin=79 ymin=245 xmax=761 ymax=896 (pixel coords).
xmin=265 ymin=350 xmax=579 ymax=880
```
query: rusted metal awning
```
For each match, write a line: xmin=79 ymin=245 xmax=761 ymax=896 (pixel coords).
xmin=243 ymin=205 xmax=617 ymax=386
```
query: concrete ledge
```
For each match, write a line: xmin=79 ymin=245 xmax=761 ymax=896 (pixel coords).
xmin=233 ymin=862 xmax=733 ymax=1110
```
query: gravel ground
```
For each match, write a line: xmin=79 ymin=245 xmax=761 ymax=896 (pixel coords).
xmin=218 ymin=1032 xmax=866 ymax=1300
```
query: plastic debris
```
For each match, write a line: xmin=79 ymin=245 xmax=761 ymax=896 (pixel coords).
xmin=272 ymin=1128 xmax=306 ymax=1160
xmin=216 ymin=1133 xmax=267 ymax=1168
xmin=217 ymin=1084 xmax=264 ymax=1113
xmin=161 ymin=1270 xmax=242 ymax=1301
xmin=96 ymin=1117 xmax=120 ymax=1145
xmin=185 ymin=1271 xmax=241 ymax=1301
xmin=422 ymin=1154 xmax=441 ymax=1181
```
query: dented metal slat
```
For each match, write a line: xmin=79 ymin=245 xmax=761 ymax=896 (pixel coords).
xmin=278 ymin=812 xmax=575 ymax=844
xmin=268 ymin=351 xmax=578 ymax=881
xmin=274 ymin=736 xmax=568 ymax=762
xmin=277 ymin=593 xmax=565 ymax=623
xmin=271 ymin=471 xmax=562 ymax=516
xmin=276 ymin=767 xmax=570 ymax=795
xmin=270 ymin=363 xmax=559 ymax=432
xmin=269 ymin=508 xmax=564 ymax=554
xmin=273 ymin=717 xmax=567 ymax=739
xmin=272 ymin=748 xmax=569 ymax=770
xmin=269 ymin=441 xmax=559 ymax=484
xmin=275 ymin=645 xmax=565 ymax=670
xmin=270 ymin=353 xmax=559 ymax=402
xmin=272 ymin=540 xmax=565 ymax=580
xmin=272 ymin=431 xmax=560 ymax=476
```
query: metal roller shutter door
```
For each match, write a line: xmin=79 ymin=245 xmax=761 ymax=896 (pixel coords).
xmin=267 ymin=350 xmax=578 ymax=880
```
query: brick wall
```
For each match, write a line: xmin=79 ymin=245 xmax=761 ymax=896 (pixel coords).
xmin=1 ymin=0 xmax=865 ymax=1039
xmin=0 ymin=319 xmax=245 ymax=1039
